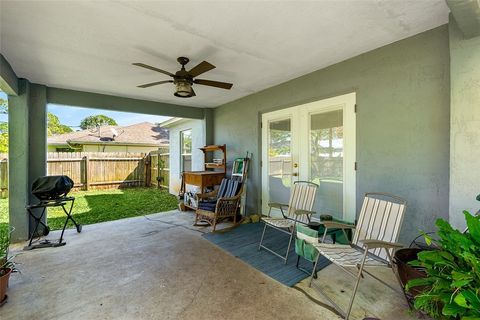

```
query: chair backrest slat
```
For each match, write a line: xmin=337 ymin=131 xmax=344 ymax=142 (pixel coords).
xmin=352 ymin=193 xmax=407 ymax=260
xmin=287 ymin=181 xmax=318 ymax=223
xmin=218 ymin=179 xmax=242 ymax=198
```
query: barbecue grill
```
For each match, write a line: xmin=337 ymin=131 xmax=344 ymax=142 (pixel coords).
xmin=25 ymin=175 xmax=82 ymax=250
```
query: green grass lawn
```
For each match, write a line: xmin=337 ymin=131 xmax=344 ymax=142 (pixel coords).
xmin=0 ymin=188 xmax=178 ymax=231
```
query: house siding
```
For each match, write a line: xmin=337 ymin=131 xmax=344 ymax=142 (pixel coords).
xmin=166 ymin=119 xmax=206 ymax=195
xmin=213 ymin=25 xmax=450 ymax=242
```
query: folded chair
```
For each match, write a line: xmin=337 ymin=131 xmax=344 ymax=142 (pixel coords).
xmin=307 ymin=193 xmax=407 ymax=319
xmin=258 ymin=181 xmax=318 ymax=264
xmin=194 ymin=178 xmax=243 ymax=231
xmin=295 ymin=224 xmax=321 ymax=278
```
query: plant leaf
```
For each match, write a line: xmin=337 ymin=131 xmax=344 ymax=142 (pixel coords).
xmin=443 ymin=302 xmax=466 ymax=316
xmin=465 ymin=211 xmax=480 ymax=244
xmin=406 ymin=277 xmax=433 ymax=290
xmin=454 ymin=292 xmax=469 ymax=308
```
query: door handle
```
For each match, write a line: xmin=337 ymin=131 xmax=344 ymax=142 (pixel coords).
xmin=292 ymin=172 xmax=298 ymax=177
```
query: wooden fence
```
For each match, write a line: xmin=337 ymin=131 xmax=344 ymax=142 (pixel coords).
xmin=0 ymin=150 xmax=170 ymax=197
xmin=149 ymin=147 xmax=170 ymax=189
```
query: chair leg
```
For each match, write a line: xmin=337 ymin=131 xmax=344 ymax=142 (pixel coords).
xmin=309 ymin=254 xmax=321 ymax=287
xmin=258 ymin=223 xmax=267 ymax=250
xmin=284 ymin=228 xmax=294 ymax=264
xmin=194 ymin=212 xmax=199 ymax=226
xmin=345 ymin=249 xmax=369 ymax=320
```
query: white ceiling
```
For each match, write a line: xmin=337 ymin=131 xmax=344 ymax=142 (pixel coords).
xmin=0 ymin=0 xmax=449 ymax=108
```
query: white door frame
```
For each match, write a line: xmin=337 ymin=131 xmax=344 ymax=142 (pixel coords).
xmin=261 ymin=92 xmax=356 ymax=222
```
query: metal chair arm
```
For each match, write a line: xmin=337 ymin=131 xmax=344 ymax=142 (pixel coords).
xmin=322 ymin=221 xmax=356 ymax=230
xmin=361 ymin=239 xmax=403 ymax=249
xmin=268 ymin=202 xmax=289 ymax=209
xmin=294 ymin=209 xmax=316 ymax=216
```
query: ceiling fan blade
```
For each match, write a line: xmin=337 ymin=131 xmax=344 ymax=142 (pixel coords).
xmin=132 ymin=63 xmax=174 ymax=77
xmin=137 ymin=80 xmax=173 ymax=88
xmin=194 ymin=79 xmax=233 ymax=90
xmin=188 ymin=61 xmax=215 ymax=77
xmin=191 ymin=88 xmax=196 ymax=97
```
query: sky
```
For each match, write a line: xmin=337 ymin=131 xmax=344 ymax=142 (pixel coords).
xmin=48 ymin=104 xmax=171 ymax=129
xmin=0 ymin=91 xmax=172 ymax=129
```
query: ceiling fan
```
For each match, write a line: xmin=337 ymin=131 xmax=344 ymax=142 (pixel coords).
xmin=133 ymin=57 xmax=233 ymax=98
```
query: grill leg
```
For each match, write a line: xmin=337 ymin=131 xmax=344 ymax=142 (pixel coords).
xmin=59 ymin=198 xmax=80 ymax=244
xmin=27 ymin=207 xmax=47 ymax=247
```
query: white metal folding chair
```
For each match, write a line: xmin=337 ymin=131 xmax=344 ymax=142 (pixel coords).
xmin=308 ymin=193 xmax=407 ymax=319
xmin=258 ymin=181 xmax=318 ymax=264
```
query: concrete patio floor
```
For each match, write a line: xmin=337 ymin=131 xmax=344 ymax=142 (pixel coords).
xmin=3 ymin=211 xmax=415 ymax=320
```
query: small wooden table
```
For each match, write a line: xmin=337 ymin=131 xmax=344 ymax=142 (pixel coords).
xmin=182 ymin=171 xmax=225 ymax=210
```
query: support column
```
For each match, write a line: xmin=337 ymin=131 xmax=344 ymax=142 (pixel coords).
xmin=449 ymin=16 xmax=480 ymax=229
xmin=28 ymin=84 xmax=48 ymax=233
xmin=203 ymin=108 xmax=214 ymax=146
xmin=8 ymin=80 xmax=47 ymax=241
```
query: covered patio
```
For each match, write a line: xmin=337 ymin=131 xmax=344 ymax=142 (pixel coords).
xmin=4 ymin=211 xmax=408 ymax=320
xmin=1 ymin=1 xmax=479 ymax=319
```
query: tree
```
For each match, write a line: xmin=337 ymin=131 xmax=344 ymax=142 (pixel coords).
xmin=0 ymin=96 xmax=72 ymax=151
xmin=47 ymin=113 xmax=73 ymax=136
xmin=0 ymin=122 xmax=7 ymax=153
xmin=0 ymin=98 xmax=7 ymax=153
xmin=0 ymin=98 xmax=7 ymax=115
xmin=80 ymin=115 xmax=117 ymax=130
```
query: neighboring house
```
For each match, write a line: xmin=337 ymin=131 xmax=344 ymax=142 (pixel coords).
xmin=48 ymin=122 xmax=169 ymax=153
xmin=160 ymin=118 xmax=206 ymax=194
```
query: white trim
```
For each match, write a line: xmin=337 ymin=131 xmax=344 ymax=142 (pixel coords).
xmin=180 ymin=128 xmax=192 ymax=175
xmin=160 ymin=117 xmax=185 ymax=127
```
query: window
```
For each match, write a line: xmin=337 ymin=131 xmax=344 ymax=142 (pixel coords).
xmin=180 ymin=129 xmax=192 ymax=173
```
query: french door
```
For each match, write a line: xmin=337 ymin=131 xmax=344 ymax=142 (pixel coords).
xmin=261 ymin=92 xmax=356 ymax=222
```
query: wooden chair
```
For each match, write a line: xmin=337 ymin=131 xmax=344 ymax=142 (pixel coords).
xmin=258 ymin=181 xmax=318 ymax=264
xmin=306 ymin=193 xmax=407 ymax=319
xmin=194 ymin=178 xmax=243 ymax=231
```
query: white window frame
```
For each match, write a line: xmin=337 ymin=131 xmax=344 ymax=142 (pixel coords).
xmin=180 ymin=129 xmax=192 ymax=174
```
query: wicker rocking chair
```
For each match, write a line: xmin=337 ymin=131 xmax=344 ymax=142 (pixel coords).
xmin=194 ymin=178 xmax=243 ymax=231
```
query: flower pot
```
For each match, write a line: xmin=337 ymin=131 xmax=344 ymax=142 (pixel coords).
xmin=393 ymin=248 xmax=427 ymax=308
xmin=0 ymin=268 xmax=12 ymax=303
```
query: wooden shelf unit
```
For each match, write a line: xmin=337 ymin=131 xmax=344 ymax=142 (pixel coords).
xmin=182 ymin=145 xmax=227 ymax=210
xmin=200 ymin=144 xmax=227 ymax=173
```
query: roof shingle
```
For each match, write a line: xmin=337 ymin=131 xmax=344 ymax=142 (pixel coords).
xmin=48 ymin=122 xmax=169 ymax=146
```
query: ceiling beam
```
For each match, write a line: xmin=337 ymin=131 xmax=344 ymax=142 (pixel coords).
xmin=47 ymin=87 xmax=205 ymax=119
xmin=446 ymin=0 xmax=480 ymax=38
xmin=0 ymin=54 xmax=19 ymax=95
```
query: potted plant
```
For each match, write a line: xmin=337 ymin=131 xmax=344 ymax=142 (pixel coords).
xmin=405 ymin=211 xmax=480 ymax=319
xmin=0 ymin=225 xmax=17 ymax=305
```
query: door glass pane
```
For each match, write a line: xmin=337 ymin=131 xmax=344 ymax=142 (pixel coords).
xmin=310 ymin=110 xmax=343 ymax=220
xmin=268 ymin=118 xmax=292 ymax=215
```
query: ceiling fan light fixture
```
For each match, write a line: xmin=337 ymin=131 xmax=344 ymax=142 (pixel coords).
xmin=174 ymin=81 xmax=193 ymax=98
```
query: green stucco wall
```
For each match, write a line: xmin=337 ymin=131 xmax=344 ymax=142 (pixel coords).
xmin=8 ymin=80 xmax=31 ymax=241
xmin=8 ymin=80 xmax=48 ymax=241
xmin=213 ymin=26 xmax=450 ymax=242
xmin=449 ymin=17 xmax=480 ymax=229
